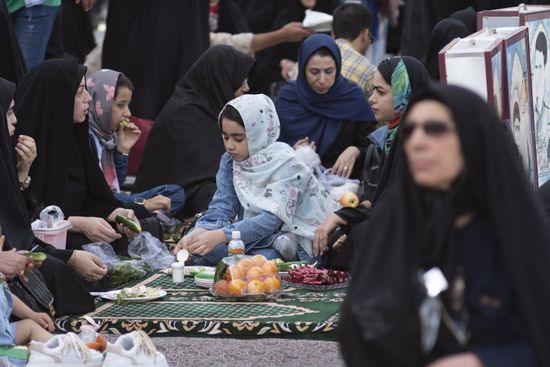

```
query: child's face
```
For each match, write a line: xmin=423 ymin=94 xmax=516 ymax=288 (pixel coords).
xmin=221 ymin=117 xmax=249 ymax=161
xmin=110 ymin=86 xmax=132 ymax=130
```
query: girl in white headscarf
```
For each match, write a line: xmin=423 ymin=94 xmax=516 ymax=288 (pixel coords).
xmin=174 ymin=94 xmax=339 ymax=265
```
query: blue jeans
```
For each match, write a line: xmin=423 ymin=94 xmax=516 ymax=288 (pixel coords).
xmin=11 ymin=5 xmax=59 ymax=70
xmin=114 ymin=184 xmax=186 ymax=216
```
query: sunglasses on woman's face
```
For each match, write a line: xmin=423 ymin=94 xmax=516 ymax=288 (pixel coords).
xmin=401 ymin=120 xmax=455 ymax=140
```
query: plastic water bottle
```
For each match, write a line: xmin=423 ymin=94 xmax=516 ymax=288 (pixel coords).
xmin=228 ymin=231 xmax=245 ymax=255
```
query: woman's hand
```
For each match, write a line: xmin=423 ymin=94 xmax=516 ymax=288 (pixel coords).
xmin=173 ymin=228 xmax=208 ymax=255
xmin=116 ymin=121 xmax=141 ymax=155
xmin=331 ymin=146 xmax=360 ymax=178
xmin=144 ymin=195 xmax=171 ymax=214
xmin=68 ymin=250 xmax=108 ymax=282
xmin=312 ymin=213 xmax=347 ymax=256
xmin=15 ymin=135 xmax=37 ymax=183
xmin=187 ymin=230 xmax=227 ymax=256
xmin=69 ymin=216 xmax=121 ymax=243
xmin=426 ymin=353 xmax=484 ymax=367
xmin=30 ymin=312 xmax=54 ymax=332
xmin=0 ymin=235 xmax=33 ymax=279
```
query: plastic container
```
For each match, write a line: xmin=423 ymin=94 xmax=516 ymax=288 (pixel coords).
xmin=32 ymin=220 xmax=72 ymax=249
xmin=211 ymin=254 xmax=282 ymax=301
xmin=171 ymin=262 xmax=185 ymax=283
xmin=228 ymin=231 xmax=245 ymax=255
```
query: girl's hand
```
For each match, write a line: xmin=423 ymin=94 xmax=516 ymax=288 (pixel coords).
xmin=173 ymin=228 xmax=208 ymax=254
xmin=116 ymin=122 xmax=141 ymax=154
xmin=31 ymin=312 xmax=54 ymax=332
xmin=187 ymin=230 xmax=227 ymax=256
xmin=68 ymin=250 xmax=108 ymax=282
xmin=69 ymin=216 xmax=121 ymax=243
xmin=144 ymin=195 xmax=171 ymax=214
xmin=15 ymin=135 xmax=37 ymax=182
xmin=331 ymin=146 xmax=360 ymax=178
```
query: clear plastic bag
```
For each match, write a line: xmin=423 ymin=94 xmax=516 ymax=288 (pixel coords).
xmin=128 ymin=232 xmax=176 ymax=270
xmin=82 ymin=242 xmax=148 ymax=289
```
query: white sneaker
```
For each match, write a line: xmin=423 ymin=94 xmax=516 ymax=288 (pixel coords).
xmin=27 ymin=332 xmax=103 ymax=367
xmin=103 ymin=331 xmax=168 ymax=367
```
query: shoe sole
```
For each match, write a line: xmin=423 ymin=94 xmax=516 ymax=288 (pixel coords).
xmin=27 ymin=361 xmax=103 ymax=367
xmin=103 ymin=360 xmax=169 ymax=367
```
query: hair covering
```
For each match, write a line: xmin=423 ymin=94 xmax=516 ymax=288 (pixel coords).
xmin=87 ymin=69 xmax=123 ymax=193
xmin=425 ymin=18 xmax=470 ymax=80
xmin=15 ymin=59 xmax=120 ymax=216
xmin=134 ymin=45 xmax=255 ymax=216
xmin=276 ymin=34 xmax=374 ymax=158
xmin=0 ymin=78 xmax=15 ymax=113
xmin=377 ymin=56 xmax=431 ymax=153
xmin=339 ymin=83 xmax=550 ymax=366
xmin=223 ymin=94 xmax=339 ymax=255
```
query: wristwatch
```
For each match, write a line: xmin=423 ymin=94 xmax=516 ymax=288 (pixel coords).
xmin=134 ymin=198 xmax=146 ymax=205
xmin=19 ymin=176 xmax=31 ymax=191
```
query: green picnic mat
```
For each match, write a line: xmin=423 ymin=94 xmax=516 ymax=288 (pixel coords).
xmin=55 ymin=273 xmax=345 ymax=340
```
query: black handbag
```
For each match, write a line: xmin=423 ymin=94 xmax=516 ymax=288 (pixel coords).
xmin=8 ymin=269 xmax=55 ymax=317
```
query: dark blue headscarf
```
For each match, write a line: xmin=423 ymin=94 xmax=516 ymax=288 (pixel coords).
xmin=276 ymin=34 xmax=374 ymax=158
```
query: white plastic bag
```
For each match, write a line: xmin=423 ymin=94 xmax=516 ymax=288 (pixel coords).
xmin=128 ymin=232 xmax=176 ymax=270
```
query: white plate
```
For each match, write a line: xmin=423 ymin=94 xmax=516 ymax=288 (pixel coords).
xmin=194 ymin=278 xmax=214 ymax=288
xmin=101 ymin=289 xmax=167 ymax=303
xmin=185 ymin=266 xmax=215 ymax=276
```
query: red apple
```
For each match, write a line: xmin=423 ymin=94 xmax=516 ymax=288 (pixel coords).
xmin=339 ymin=191 xmax=359 ymax=208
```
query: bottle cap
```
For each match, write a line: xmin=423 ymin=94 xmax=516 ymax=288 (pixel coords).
xmin=231 ymin=231 xmax=241 ymax=239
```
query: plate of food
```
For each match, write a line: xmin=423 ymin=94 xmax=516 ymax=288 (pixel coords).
xmin=281 ymin=265 xmax=350 ymax=291
xmin=101 ymin=286 xmax=167 ymax=303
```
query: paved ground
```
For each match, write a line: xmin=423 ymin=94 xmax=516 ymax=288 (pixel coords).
xmin=151 ymin=337 xmax=345 ymax=367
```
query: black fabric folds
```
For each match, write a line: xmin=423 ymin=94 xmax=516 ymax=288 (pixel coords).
xmin=339 ymin=84 xmax=550 ymax=367
xmin=0 ymin=78 xmax=16 ymax=113
xmin=14 ymin=59 xmax=121 ymax=219
xmin=102 ymin=0 xmax=210 ymax=120
xmin=0 ymin=0 xmax=27 ymax=82
xmin=134 ymin=45 xmax=255 ymax=217
xmin=425 ymin=19 xmax=470 ymax=80
xmin=0 ymin=92 xmax=94 ymax=316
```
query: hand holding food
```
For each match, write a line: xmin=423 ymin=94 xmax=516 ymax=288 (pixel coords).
xmin=116 ymin=120 xmax=141 ymax=154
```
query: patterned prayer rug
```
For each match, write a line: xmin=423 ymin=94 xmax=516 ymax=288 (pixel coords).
xmin=55 ymin=273 xmax=345 ymax=340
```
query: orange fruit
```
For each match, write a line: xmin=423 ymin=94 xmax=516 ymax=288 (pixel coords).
xmin=214 ymin=280 xmax=229 ymax=296
xmin=237 ymin=258 xmax=254 ymax=273
xmin=247 ymin=280 xmax=266 ymax=295
xmin=250 ymin=254 xmax=267 ymax=267
xmin=228 ymin=279 xmax=247 ymax=296
xmin=261 ymin=261 xmax=278 ymax=276
xmin=225 ymin=265 xmax=244 ymax=281
xmin=263 ymin=277 xmax=282 ymax=293
xmin=246 ymin=266 xmax=264 ymax=281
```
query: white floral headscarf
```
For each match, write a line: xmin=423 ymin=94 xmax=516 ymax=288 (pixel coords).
xmin=220 ymin=94 xmax=340 ymax=255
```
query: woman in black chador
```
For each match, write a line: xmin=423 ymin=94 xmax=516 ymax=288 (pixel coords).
xmin=339 ymin=84 xmax=550 ymax=367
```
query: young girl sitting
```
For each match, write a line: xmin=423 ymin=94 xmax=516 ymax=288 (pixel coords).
xmin=173 ymin=94 xmax=339 ymax=265
xmin=87 ymin=69 xmax=186 ymax=216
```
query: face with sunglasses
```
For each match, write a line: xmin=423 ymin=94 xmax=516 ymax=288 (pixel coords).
xmin=403 ymin=99 xmax=464 ymax=191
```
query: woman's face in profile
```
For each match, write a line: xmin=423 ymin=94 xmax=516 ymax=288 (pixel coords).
xmin=73 ymin=76 xmax=91 ymax=123
xmin=403 ymin=100 xmax=464 ymax=191
xmin=368 ymin=71 xmax=395 ymax=123
xmin=305 ymin=54 xmax=336 ymax=95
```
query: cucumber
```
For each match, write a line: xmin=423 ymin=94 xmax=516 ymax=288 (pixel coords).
xmin=115 ymin=215 xmax=142 ymax=233
xmin=119 ymin=119 xmax=130 ymax=128
xmin=25 ymin=252 xmax=47 ymax=262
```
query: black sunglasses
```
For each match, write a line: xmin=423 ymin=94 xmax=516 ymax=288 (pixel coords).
xmin=401 ymin=120 xmax=454 ymax=139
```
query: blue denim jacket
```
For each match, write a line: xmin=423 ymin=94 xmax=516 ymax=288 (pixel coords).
xmin=195 ymin=153 xmax=282 ymax=250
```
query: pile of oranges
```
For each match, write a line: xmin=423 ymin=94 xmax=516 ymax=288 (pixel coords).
xmin=213 ymin=255 xmax=282 ymax=297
